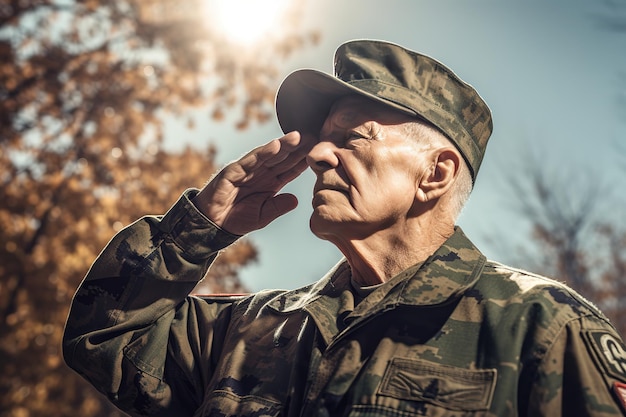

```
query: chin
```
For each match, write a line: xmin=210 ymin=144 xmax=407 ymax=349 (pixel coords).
xmin=309 ymin=214 xmax=326 ymax=237
xmin=310 ymin=211 xmax=359 ymax=243
xmin=309 ymin=213 xmax=338 ymax=241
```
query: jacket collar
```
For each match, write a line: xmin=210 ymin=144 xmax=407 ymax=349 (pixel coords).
xmin=267 ymin=227 xmax=486 ymax=345
xmin=349 ymin=227 xmax=486 ymax=316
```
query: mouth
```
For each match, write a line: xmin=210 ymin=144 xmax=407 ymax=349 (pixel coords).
xmin=313 ymin=184 xmax=350 ymax=196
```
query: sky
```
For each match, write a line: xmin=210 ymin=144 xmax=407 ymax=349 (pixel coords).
xmin=166 ymin=0 xmax=626 ymax=292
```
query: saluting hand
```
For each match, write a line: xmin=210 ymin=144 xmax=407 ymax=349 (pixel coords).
xmin=193 ymin=131 xmax=314 ymax=236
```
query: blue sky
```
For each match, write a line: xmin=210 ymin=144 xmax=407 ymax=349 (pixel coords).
xmin=166 ymin=0 xmax=626 ymax=292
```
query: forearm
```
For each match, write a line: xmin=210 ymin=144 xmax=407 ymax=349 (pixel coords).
xmin=63 ymin=189 xmax=240 ymax=415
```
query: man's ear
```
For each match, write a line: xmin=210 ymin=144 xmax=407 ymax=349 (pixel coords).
xmin=416 ymin=148 xmax=461 ymax=203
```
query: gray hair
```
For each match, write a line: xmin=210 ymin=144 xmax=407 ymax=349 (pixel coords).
xmin=403 ymin=120 xmax=473 ymax=220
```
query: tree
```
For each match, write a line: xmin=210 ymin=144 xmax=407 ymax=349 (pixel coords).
xmin=0 ymin=1 xmax=318 ymax=416
xmin=492 ymin=0 xmax=626 ymax=337
xmin=493 ymin=149 xmax=626 ymax=336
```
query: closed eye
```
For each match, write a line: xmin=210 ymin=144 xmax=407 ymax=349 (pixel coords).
xmin=345 ymin=131 xmax=368 ymax=146
xmin=347 ymin=131 xmax=366 ymax=139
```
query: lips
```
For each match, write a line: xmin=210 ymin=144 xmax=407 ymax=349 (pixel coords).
xmin=313 ymin=182 xmax=350 ymax=195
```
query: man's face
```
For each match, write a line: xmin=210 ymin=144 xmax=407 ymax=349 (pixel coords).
xmin=306 ymin=96 xmax=432 ymax=242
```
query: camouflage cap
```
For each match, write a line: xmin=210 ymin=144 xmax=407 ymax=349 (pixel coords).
xmin=275 ymin=39 xmax=493 ymax=180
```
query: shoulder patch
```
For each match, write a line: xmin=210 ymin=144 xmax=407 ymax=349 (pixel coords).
xmin=614 ymin=382 xmax=626 ymax=413
xmin=584 ymin=331 xmax=626 ymax=381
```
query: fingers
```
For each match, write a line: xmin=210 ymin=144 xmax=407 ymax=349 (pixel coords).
xmin=277 ymin=158 xmax=309 ymax=185
xmin=238 ymin=131 xmax=313 ymax=175
xmin=264 ymin=131 xmax=312 ymax=168
xmin=193 ymin=131 xmax=315 ymax=235
xmin=258 ymin=193 xmax=299 ymax=226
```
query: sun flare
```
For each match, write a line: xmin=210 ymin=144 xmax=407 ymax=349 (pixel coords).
xmin=205 ymin=0 xmax=293 ymax=45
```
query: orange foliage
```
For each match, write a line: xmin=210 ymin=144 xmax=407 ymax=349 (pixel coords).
xmin=0 ymin=0 xmax=317 ymax=416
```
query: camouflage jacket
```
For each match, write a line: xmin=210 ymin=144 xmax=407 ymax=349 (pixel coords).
xmin=63 ymin=190 xmax=626 ymax=417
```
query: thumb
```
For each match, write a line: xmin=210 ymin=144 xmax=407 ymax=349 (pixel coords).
xmin=259 ymin=193 xmax=299 ymax=226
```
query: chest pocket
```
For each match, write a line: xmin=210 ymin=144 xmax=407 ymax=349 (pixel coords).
xmin=196 ymin=390 xmax=282 ymax=417
xmin=374 ymin=358 xmax=497 ymax=415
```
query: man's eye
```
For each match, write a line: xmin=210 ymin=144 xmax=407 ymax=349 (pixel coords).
xmin=346 ymin=132 xmax=366 ymax=141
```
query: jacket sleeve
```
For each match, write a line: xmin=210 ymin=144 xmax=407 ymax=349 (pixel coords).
xmin=62 ymin=189 xmax=242 ymax=416
xmin=527 ymin=314 xmax=626 ymax=416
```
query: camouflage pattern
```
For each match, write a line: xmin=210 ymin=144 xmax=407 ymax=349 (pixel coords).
xmin=64 ymin=190 xmax=626 ymax=416
xmin=275 ymin=40 xmax=493 ymax=180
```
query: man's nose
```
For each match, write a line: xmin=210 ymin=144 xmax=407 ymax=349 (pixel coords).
xmin=306 ymin=140 xmax=340 ymax=173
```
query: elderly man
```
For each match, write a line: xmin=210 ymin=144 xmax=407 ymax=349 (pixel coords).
xmin=63 ymin=40 xmax=626 ymax=416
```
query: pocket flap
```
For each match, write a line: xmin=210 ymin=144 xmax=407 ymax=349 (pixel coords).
xmin=379 ymin=358 xmax=496 ymax=411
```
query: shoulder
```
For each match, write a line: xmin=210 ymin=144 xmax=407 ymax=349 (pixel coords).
xmin=482 ymin=260 xmax=605 ymax=316
xmin=475 ymin=262 xmax=626 ymax=373
xmin=473 ymin=260 xmax=616 ymax=344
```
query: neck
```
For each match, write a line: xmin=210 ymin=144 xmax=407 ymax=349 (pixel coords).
xmin=334 ymin=217 xmax=455 ymax=287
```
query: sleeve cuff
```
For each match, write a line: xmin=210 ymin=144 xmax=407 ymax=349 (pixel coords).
xmin=158 ymin=189 xmax=241 ymax=260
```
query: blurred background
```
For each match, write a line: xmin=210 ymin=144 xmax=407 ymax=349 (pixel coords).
xmin=1 ymin=0 xmax=625 ymax=415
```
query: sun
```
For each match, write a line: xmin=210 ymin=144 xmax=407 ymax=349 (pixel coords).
xmin=205 ymin=0 xmax=293 ymax=46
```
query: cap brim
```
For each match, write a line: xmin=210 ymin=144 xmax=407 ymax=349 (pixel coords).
xmin=275 ymin=69 xmax=417 ymax=135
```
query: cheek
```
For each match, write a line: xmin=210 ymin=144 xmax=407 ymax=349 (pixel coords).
xmin=383 ymin=174 xmax=418 ymax=203
xmin=352 ymin=171 xmax=417 ymax=217
xmin=346 ymin=148 xmax=421 ymax=213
